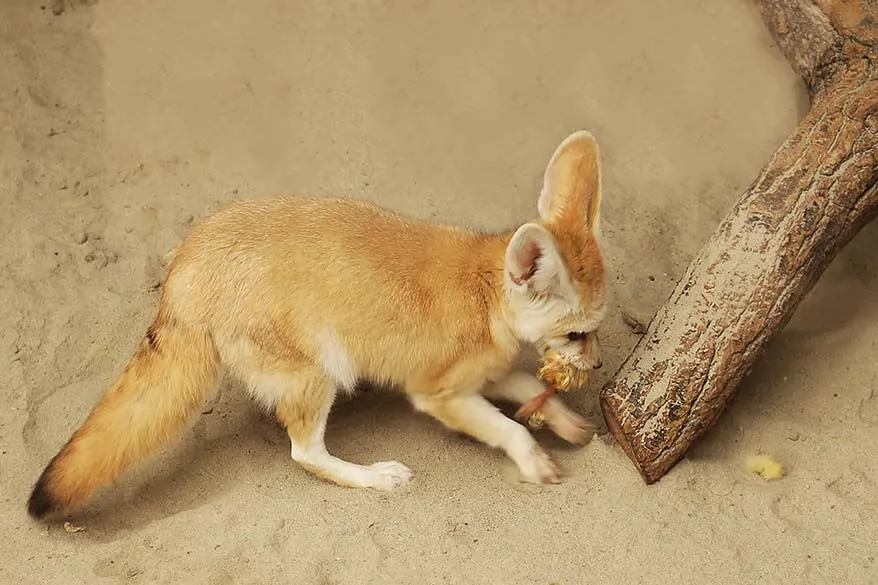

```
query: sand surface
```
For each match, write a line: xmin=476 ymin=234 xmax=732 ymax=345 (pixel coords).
xmin=2 ymin=1 xmax=876 ymax=583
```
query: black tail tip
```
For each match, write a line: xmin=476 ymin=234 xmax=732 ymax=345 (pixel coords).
xmin=27 ymin=474 xmax=61 ymax=520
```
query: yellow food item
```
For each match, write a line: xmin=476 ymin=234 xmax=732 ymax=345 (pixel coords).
xmin=517 ymin=351 xmax=591 ymax=429
xmin=537 ymin=350 xmax=590 ymax=391
xmin=744 ymin=455 xmax=786 ymax=481
xmin=526 ymin=409 xmax=547 ymax=429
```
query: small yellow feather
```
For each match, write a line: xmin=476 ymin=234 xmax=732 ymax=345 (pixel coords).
xmin=744 ymin=455 xmax=786 ymax=481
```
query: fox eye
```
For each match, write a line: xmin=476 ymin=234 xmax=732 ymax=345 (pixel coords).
xmin=566 ymin=331 xmax=587 ymax=342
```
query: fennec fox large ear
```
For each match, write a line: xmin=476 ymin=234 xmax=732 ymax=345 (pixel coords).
xmin=505 ymin=223 xmax=571 ymax=294
xmin=537 ymin=130 xmax=602 ymax=236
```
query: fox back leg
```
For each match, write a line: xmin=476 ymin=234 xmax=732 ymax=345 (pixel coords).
xmin=254 ymin=367 xmax=412 ymax=490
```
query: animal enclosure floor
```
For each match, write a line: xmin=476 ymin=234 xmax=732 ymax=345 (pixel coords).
xmin=1 ymin=1 xmax=876 ymax=583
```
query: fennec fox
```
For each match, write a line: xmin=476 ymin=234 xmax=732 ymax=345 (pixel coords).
xmin=27 ymin=130 xmax=607 ymax=520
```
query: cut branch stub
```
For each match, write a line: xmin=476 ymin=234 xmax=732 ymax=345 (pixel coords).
xmin=758 ymin=0 xmax=841 ymax=91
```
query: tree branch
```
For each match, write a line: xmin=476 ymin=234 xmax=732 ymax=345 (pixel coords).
xmin=599 ymin=0 xmax=878 ymax=484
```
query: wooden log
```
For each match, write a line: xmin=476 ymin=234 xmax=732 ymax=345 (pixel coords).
xmin=599 ymin=0 xmax=878 ymax=484
xmin=757 ymin=0 xmax=840 ymax=92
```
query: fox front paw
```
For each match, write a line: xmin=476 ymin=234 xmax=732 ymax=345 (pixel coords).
xmin=546 ymin=407 xmax=596 ymax=446
xmin=519 ymin=446 xmax=561 ymax=485
xmin=363 ymin=461 xmax=413 ymax=491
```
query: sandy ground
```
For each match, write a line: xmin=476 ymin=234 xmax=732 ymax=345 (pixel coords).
xmin=2 ymin=0 xmax=876 ymax=583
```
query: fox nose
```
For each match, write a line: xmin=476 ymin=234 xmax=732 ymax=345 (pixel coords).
xmin=593 ymin=359 xmax=603 ymax=370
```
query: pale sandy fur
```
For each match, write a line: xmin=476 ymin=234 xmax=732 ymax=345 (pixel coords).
xmin=27 ymin=131 xmax=608 ymax=519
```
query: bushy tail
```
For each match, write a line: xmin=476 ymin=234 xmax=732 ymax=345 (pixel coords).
xmin=27 ymin=313 xmax=219 ymax=520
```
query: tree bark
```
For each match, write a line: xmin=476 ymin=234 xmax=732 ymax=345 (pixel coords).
xmin=599 ymin=0 xmax=878 ymax=484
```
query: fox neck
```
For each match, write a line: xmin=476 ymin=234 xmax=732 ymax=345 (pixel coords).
xmin=465 ymin=231 xmax=527 ymax=353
